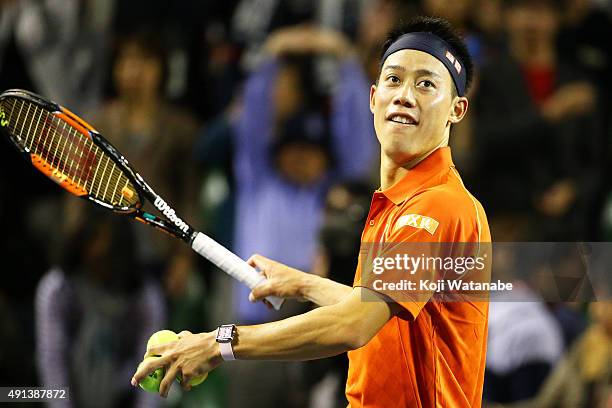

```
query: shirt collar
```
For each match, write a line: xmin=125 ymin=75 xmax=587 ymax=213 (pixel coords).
xmin=380 ymin=147 xmax=454 ymax=205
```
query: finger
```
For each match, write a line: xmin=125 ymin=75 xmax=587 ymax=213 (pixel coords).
xmin=147 ymin=342 xmax=175 ymax=357
xmin=159 ymin=363 xmax=179 ymax=398
xmin=249 ymin=282 xmax=272 ymax=302
xmin=246 ymin=254 xmax=260 ymax=268
xmin=181 ymin=374 xmax=192 ymax=391
xmin=246 ymin=254 xmax=269 ymax=270
xmin=178 ymin=330 xmax=192 ymax=339
xmin=131 ymin=356 xmax=169 ymax=387
xmin=180 ymin=370 xmax=194 ymax=391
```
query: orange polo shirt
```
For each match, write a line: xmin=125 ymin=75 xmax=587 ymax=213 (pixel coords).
xmin=346 ymin=147 xmax=491 ymax=407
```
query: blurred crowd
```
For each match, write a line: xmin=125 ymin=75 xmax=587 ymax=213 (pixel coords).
xmin=0 ymin=0 xmax=611 ymax=407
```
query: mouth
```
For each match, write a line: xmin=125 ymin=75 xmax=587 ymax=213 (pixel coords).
xmin=387 ymin=113 xmax=418 ymax=126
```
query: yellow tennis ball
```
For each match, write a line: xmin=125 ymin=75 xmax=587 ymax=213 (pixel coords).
xmin=145 ymin=329 xmax=208 ymax=388
xmin=146 ymin=330 xmax=179 ymax=356
xmin=177 ymin=371 xmax=208 ymax=387
xmin=138 ymin=357 xmax=164 ymax=393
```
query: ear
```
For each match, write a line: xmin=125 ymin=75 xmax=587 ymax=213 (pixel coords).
xmin=370 ymin=84 xmax=377 ymax=114
xmin=448 ymin=96 xmax=468 ymax=124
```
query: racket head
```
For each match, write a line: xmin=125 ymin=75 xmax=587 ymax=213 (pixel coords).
xmin=0 ymin=89 xmax=142 ymax=212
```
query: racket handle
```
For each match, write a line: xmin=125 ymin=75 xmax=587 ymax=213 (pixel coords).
xmin=191 ymin=232 xmax=284 ymax=310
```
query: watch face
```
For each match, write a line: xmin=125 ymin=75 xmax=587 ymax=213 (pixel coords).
xmin=217 ymin=325 xmax=234 ymax=342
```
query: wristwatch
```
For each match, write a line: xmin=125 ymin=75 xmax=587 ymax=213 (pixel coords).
xmin=216 ymin=324 xmax=237 ymax=361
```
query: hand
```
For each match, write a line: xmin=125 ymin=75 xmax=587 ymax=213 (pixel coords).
xmin=131 ymin=330 xmax=222 ymax=398
xmin=310 ymin=27 xmax=355 ymax=58
xmin=541 ymin=82 xmax=596 ymax=123
xmin=164 ymin=255 xmax=191 ymax=298
xmin=264 ymin=25 xmax=355 ymax=59
xmin=247 ymin=254 xmax=311 ymax=304
xmin=537 ymin=179 xmax=577 ymax=217
xmin=359 ymin=0 xmax=396 ymax=47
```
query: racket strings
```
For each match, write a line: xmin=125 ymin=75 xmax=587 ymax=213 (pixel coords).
xmin=1 ymin=97 xmax=138 ymax=208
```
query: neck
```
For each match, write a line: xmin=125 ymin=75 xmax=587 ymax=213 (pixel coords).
xmin=511 ymin=39 xmax=555 ymax=67
xmin=120 ymin=92 xmax=160 ymax=113
xmin=118 ymin=94 xmax=160 ymax=134
xmin=380 ymin=136 xmax=449 ymax=190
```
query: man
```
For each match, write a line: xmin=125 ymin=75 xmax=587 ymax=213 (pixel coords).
xmin=473 ymin=0 xmax=602 ymax=241
xmin=132 ymin=16 xmax=491 ymax=407
xmin=232 ymin=26 xmax=376 ymax=324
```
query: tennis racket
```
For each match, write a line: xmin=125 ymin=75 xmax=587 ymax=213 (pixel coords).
xmin=0 ymin=89 xmax=283 ymax=310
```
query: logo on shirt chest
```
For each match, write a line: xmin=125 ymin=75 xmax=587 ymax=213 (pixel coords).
xmin=395 ymin=214 xmax=439 ymax=235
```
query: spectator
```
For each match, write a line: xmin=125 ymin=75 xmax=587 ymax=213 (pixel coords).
xmin=556 ymin=0 xmax=612 ymax=239
xmin=0 ymin=0 xmax=113 ymax=111
xmin=483 ymin=243 xmax=565 ymax=403
xmin=472 ymin=0 xmax=506 ymax=59
xmin=35 ymin=207 xmax=164 ymax=408
xmin=89 ymin=31 xmax=200 ymax=311
xmin=558 ymin=0 xmax=612 ymax=117
xmin=315 ymin=181 xmax=375 ymax=286
xmin=231 ymin=0 xmax=317 ymax=70
xmin=485 ymin=284 xmax=564 ymax=403
xmin=498 ymin=301 xmax=612 ymax=408
xmin=308 ymin=181 xmax=374 ymax=408
xmin=0 ymin=0 xmax=106 ymax=387
xmin=473 ymin=0 xmax=604 ymax=240
xmin=225 ymin=25 xmax=375 ymax=408
xmin=422 ymin=0 xmax=485 ymax=63
xmin=188 ymin=4 xmax=243 ymax=120
xmin=356 ymin=0 xmax=415 ymax=83
xmin=233 ymin=25 xmax=376 ymax=324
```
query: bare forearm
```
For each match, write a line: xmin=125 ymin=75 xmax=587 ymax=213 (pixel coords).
xmin=235 ymin=303 xmax=354 ymax=361
xmin=130 ymin=289 xmax=397 ymax=397
xmin=301 ymin=273 xmax=353 ymax=306
xmin=234 ymin=289 xmax=395 ymax=361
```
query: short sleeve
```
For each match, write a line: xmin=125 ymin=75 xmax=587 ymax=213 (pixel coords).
xmin=355 ymin=188 xmax=490 ymax=319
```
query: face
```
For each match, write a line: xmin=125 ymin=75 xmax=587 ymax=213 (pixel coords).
xmin=276 ymin=143 xmax=329 ymax=186
xmin=83 ymin=224 xmax=113 ymax=281
xmin=370 ymin=49 xmax=467 ymax=165
xmin=423 ymin=0 xmax=473 ymax=26
xmin=506 ymin=3 xmax=559 ymax=44
xmin=114 ymin=42 xmax=163 ymax=99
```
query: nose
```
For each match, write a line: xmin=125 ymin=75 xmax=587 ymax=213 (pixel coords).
xmin=393 ymin=83 xmax=416 ymax=107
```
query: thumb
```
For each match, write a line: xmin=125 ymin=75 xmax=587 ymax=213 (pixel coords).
xmin=249 ymin=282 xmax=272 ymax=303
xmin=178 ymin=330 xmax=192 ymax=338
xmin=247 ymin=254 xmax=271 ymax=272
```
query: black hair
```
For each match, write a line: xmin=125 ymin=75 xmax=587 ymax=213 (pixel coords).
xmin=61 ymin=207 xmax=144 ymax=295
xmin=379 ymin=16 xmax=474 ymax=96
xmin=504 ymin=0 xmax=563 ymax=9
xmin=271 ymin=108 xmax=334 ymax=170
xmin=106 ymin=29 xmax=169 ymax=98
xmin=319 ymin=180 xmax=374 ymax=286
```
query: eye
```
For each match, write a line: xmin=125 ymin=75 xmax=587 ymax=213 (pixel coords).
xmin=386 ymin=75 xmax=400 ymax=84
xmin=417 ymin=79 xmax=435 ymax=89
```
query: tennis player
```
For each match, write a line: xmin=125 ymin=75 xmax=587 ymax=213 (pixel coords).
xmin=132 ymin=16 xmax=491 ymax=407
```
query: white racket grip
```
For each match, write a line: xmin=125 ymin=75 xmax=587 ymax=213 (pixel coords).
xmin=191 ymin=232 xmax=284 ymax=310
